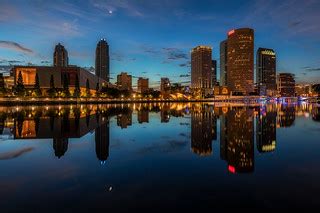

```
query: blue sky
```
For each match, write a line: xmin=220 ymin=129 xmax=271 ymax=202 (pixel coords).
xmin=0 ymin=0 xmax=320 ymax=87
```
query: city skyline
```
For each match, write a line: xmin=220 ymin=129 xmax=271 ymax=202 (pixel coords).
xmin=1 ymin=0 xmax=320 ymax=87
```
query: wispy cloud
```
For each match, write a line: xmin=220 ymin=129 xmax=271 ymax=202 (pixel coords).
xmin=92 ymin=0 xmax=144 ymax=17
xmin=0 ymin=41 xmax=34 ymax=54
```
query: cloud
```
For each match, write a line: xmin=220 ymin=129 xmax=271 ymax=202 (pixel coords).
xmin=41 ymin=60 xmax=51 ymax=64
xmin=92 ymin=0 xmax=144 ymax=17
xmin=0 ymin=41 xmax=33 ymax=54
xmin=179 ymin=61 xmax=191 ymax=67
xmin=0 ymin=147 xmax=34 ymax=160
xmin=163 ymin=47 xmax=188 ymax=60
xmin=0 ymin=59 xmax=24 ymax=64
xmin=304 ymin=67 xmax=320 ymax=72
xmin=179 ymin=74 xmax=190 ymax=78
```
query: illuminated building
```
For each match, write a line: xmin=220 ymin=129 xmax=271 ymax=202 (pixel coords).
xmin=220 ymin=40 xmax=228 ymax=86
xmin=53 ymin=43 xmax=68 ymax=67
xmin=256 ymin=48 xmax=277 ymax=96
xmin=137 ymin=77 xmax=149 ymax=94
xmin=117 ymin=72 xmax=132 ymax=91
xmin=212 ymin=60 xmax=217 ymax=86
xmin=191 ymin=104 xmax=217 ymax=156
xmin=295 ymin=84 xmax=310 ymax=97
xmin=95 ymin=120 xmax=110 ymax=163
xmin=191 ymin=46 xmax=213 ymax=96
xmin=226 ymin=28 xmax=254 ymax=95
xmin=220 ymin=107 xmax=254 ymax=173
xmin=277 ymin=73 xmax=295 ymax=97
xmin=95 ymin=39 xmax=110 ymax=82
xmin=256 ymin=106 xmax=276 ymax=153
xmin=161 ymin=104 xmax=170 ymax=123
xmin=12 ymin=65 xmax=106 ymax=93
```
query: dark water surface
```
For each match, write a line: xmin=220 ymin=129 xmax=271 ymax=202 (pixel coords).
xmin=0 ymin=102 xmax=319 ymax=211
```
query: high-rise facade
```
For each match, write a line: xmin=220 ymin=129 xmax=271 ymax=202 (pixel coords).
xmin=53 ymin=43 xmax=68 ymax=67
xmin=117 ymin=72 xmax=132 ymax=91
xmin=137 ymin=77 xmax=149 ymax=94
xmin=277 ymin=73 xmax=295 ymax=97
xmin=191 ymin=46 xmax=213 ymax=90
xmin=95 ymin=39 xmax=109 ymax=82
xmin=256 ymin=48 xmax=277 ymax=96
xmin=220 ymin=40 xmax=228 ymax=86
xmin=226 ymin=28 xmax=254 ymax=95
xmin=212 ymin=60 xmax=217 ymax=86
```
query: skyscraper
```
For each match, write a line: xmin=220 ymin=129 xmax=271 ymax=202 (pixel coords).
xmin=95 ymin=39 xmax=109 ymax=82
xmin=226 ymin=28 xmax=254 ymax=95
xmin=277 ymin=73 xmax=295 ymax=97
xmin=220 ymin=40 xmax=228 ymax=86
xmin=191 ymin=46 xmax=213 ymax=95
xmin=53 ymin=43 xmax=68 ymax=67
xmin=160 ymin=77 xmax=171 ymax=93
xmin=95 ymin=121 xmax=110 ymax=163
xmin=117 ymin=72 xmax=132 ymax=91
xmin=256 ymin=48 xmax=277 ymax=96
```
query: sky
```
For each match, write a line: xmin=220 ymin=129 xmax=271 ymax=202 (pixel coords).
xmin=0 ymin=0 xmax=320 ymax=88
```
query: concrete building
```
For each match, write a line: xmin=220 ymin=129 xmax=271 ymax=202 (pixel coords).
xmin=226 ymin=28 xmax=254 ymax=95
xmin=95 ymin=39 xmax=110 ymax=82
xmin=212 ymin=60 xmax=217 ymax=86
xmin=256 ymin=48 xmax=277 ymax=96
xmin=277 ymin=73 xmax=295 ymax=97
xmin=117 ymin=72 xmax=132 ymax=91
xmin=53 ymin=43 xmax=68 ymax=67
xmin=137 ymin=77 xmax=149 ymax=94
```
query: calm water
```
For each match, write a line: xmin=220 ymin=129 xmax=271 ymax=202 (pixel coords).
xmin=0 ymin=102 xmax=319 ymax=211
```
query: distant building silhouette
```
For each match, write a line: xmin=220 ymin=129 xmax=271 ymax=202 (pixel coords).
xmin=95 ymin=39 xmax=109 ymax=82
xmin=54 ymin=43 xmax=68 ymax=67
xmin=212 ymin=60 xmax=217 ymax=86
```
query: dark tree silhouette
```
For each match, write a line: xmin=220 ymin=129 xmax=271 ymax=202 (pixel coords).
xmin=73 ymin=74 xmax=80 ymax=98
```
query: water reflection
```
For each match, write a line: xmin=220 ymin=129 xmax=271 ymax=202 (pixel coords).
xmin=0 ymin=103 xmax=319 ymax=174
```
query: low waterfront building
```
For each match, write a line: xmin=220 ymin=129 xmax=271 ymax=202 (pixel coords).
xmin=12 ymin=65 xmax=106 ymax=95
xmin=277 ymin=73 xmax=295 ymax=97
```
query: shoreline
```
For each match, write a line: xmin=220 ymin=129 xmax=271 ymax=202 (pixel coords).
xmin=0 ymin=96 xmax=315 ymax=106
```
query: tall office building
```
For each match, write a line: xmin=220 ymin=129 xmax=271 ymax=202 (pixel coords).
xmin=220 ymin=40 xmax=228 ymax=86
xmin=226 ymin=28 xmax=254 ymax=95
xmin=137 ymin=77 xmax=149 ymax=93
xmin=95 ymin=39 xmax=110 ymax=82
xmin=256 ymin=48 xmax=277 ymax=96
xmin=277 ymin=73 xmax=295 ymax=97
xmin=212 ymin=60 xmax=217 ymax=86
xmin=191 ymin=46 xmax=213 ymax=93
xmin=117 ymin=72 xmax=132 ymax=91
xmin=160 ymin=77 xmax=171 ymax=93
xmin=53 ymin=43 xmax=68 ymax=67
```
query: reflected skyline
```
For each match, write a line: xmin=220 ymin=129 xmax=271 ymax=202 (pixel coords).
xmin=1 ymin=102 xmax=319 ymax=170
